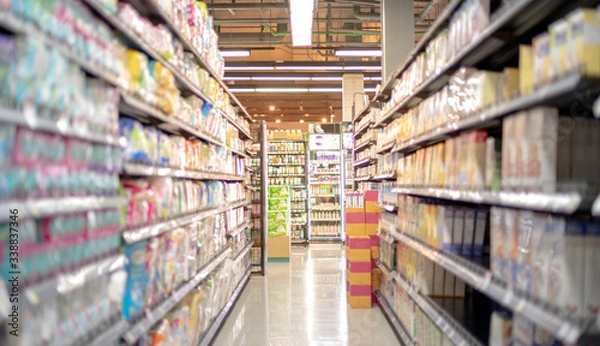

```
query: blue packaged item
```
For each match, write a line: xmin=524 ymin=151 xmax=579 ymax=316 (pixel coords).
xmin=119 ymin=117 xmax=152 ymax=164
xmin=122 ymin=240 xmax=149 ymax=320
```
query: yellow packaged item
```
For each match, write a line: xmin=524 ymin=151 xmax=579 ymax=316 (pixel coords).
xmin=567 ymin=8 xmax=600 ymax=77
xmin=549 ymin=19 xmax=570 ymax=80
xmin=518 ymin=45 xmax=534 ymax=96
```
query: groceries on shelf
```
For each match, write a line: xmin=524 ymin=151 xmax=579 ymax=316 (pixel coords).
xmin=268 ymin=141 xmax=306 ymax=154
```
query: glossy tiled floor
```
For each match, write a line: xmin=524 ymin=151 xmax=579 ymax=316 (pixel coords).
xmin=213 ymin=244 xmax=400 ymax=345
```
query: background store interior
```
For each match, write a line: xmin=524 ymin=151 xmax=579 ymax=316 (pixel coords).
xmin=2 ymin=0 xmax=600 ymax=345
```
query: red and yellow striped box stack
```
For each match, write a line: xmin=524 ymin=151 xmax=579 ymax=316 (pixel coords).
xmin=346 ymin=235 xmax=372 ymax=308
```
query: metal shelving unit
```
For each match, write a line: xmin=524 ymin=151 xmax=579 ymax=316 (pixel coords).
xmin=122 ymin=248 xmax=232 ymax=344
xmin=380 ymin=228 xmax=600 ymax=344
xmin=392 ymin=187 xmax=591 ymax=215
xmin=375 ymin=291 xmax=416 ymax=346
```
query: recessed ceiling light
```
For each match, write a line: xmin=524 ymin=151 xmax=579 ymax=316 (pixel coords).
xmin=299 ymin=119 xmax=305 ymax=123
xmin=260 ymin=114 xmax=265 ymax=117
xmin=305 ymin=113 xmax=309 ymax=117
xmin=276 ymin=119 xmax=281 ymax=124
xmin=321 ymin=118 xmax=327 ymax=123
xmin=269 ymin=105 xmax=275 ymax=111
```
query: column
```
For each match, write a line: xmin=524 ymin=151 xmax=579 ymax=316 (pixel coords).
xmin=382 ymin=0 xmax=414 ymax=82
xmin=342 ymin=73 xmax=365 ymax=122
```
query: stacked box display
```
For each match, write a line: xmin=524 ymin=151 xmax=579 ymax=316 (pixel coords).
xmin=346 ymin=236 xmax=372 ymax=308
xmin=346 ymin=192 xmax=366 ymax=236
xmin=364 ymin=190 xmax=380 ymax=235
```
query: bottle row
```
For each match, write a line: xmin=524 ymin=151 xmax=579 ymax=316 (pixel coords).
xmin=311 ymin=224 xmax=341 ymax=236
xmin=268 ymin=154 xmax=305 ymax=165
xmin=269 ymin=177 xmax=304 ymax=186
xmin=311 ymin=185 xmax=341 ymax=196
xmin=268 ymin=141 xmax=305 ymax=153
xmin=312 ymin=211 xmax=341 ymax=221
xmin=268 ymin=166 xmax=305 ymax=176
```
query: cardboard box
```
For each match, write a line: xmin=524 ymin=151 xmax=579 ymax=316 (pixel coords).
xmin=346 ymin=270 xmax=371 ymax=286
xmin=348 ymin=283 xmax=372 ymax=297
xmin=502 ymin=67 xmax=520 ymax=101
xmin=549 ymin=18 xmax=570 ymax=80
xmin=347 ymin=294 xmax=372 ymax=309
xmin=371 ymin=246 xmax=380 ymax=259
xmin=519 ymin=45 xmax=534 ymax=95
xmin=346 ymin=223 xmax=366 ymax=236
xmin=346 ymin=212 xmax=366 ymax=224
xmin=267 ymin=235 xmax=290 ymax=261
xmin=370 ymin=235 xmax=380 ymax=247
xmin=347 ymin=236 xmax=371 ymax=249
xmin=567 ymin=8 xmax=600 ymax=77
xmin=365 ymin=223 xmax=378 ymax=236
xmin=346 ymin=248 xmax=371 ymax=262
xmin=532 ymin=33 xmax=551 ymax=87
xmin=371 ymin=278 xmax=380 ymax=292
xmin=364 ymin=190 xmax=378 ymax=202
xmin=347 ymin=259 xmax=371 ymax=273
xmin=365 ymin=202 xmax=380 ymax=213
xmin=345 ymin=207 xmax=364 ymax=214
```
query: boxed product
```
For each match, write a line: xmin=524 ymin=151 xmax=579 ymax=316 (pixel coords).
xmin=566 ymin=7 xmax=600 ymax=77
xmin=519 ymin=45 xmax=534 ymax=96
xmin=549 ymin=18 xmax=570 ymax=80
xmin=489 ymin=311 xmax=513 ymax=346
xmin=533 ymin=33 xmax=551 ymax=87
xmin=548 ymin=219 xmax=585 ymax=317
xmin=584 ymin=221 xmax=600 ymax=319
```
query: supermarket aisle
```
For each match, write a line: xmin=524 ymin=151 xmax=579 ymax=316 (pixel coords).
xmin=214 ymin=244 xmax=399 ymax=346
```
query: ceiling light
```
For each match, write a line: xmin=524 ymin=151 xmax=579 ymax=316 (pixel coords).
xmin=252 ymin=76 xmax=311 ymax=81
xmin=311 ymin=76 xmax=343 ymax=81
xmin=305 ymin=113 xmax=310 ymax=117
xmin=276 ymin=66 xmax=344 ymax=71
xmin=220 ymin=50 xmax=250 ymax=58
xmin=344 ymin=66 xmax=382 ymax=71
xmin=255 ymin=88 xmax=309 ymax=92
xmin=321 ymin=118 xmax=327 ymax=123
xmin=299 ymin=119 xmax=305 ymax=123
xmin=260 ymin=114 xmax=266 ymax=117
xmin=223 ymin=76 xmax=252 ymax=81
xmin=269 ymin=105 xmax=275 ymax=111
xmin=229 ymin=88 xmax=255 ymax=92
xmin=364 ymin=87 xmax=378 ymax=92
xmin=370 ymin=76 xmax=383 ymax=81
xmin=276 ymin=119 xmax=281 ymax=124
xmin=289 ymin=0 xmax=314 ymax=46
xmin=335 ymin=49 xmax=383 ymax=57
xmin=224 ymin=66 xmax=275 ymax=71
xmin=309 ymin=88 xmax=343 ymax=92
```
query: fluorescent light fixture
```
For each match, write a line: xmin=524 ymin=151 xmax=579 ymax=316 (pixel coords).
xmin=343 ymin=66 xmax=382 ymax=71
xmin=335 ymin=49 xmax=382 ymax=57
xmin=275 ymin=66 xmax=344 ymax=71
xmin=370 ymin=76 xmax=383 ymax=81
xmin=252 ymin=76 xmax=311 ymax=81
xmin=220 ymin=50 xmax=250 ymax=58
xmin=289 ymin=0 xmax=314 ymax=46
xmin=222 ymin=76 xmax=252 ymax=81
xmin=255 ymin=88 xmax=309 ymax=92
xmin=364 ymin=88 xmax=378 ymax=92
xmin=311 ymin=76 xmax=343 ymax=81
xmin=309 ymin=88 xmax=343 ymax=92
xmin=224 ymin=66 xmax=275 ymax=71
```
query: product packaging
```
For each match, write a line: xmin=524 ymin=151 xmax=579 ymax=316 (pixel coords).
xmin=489 ymin=311 xmax=513 ymax=346
xmin=584 ymin=221 xmax=600 ymax=319
xmin=519 ymin=45 xmax=534 ymax=96
xmin=566 ymin=7 xmax=600 ymax=77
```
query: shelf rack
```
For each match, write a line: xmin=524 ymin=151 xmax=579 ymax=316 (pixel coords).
xmin=232 ymin=241 xmax=254 ymax=262
xmin=373 ymin=172 xmax=397 ymax=181
xmin=353 ymin=157 xmax=376 ymax=168
xmin=197 ymin=266 xmax=252 ymax=346
xmin=122 ymin=248 xmax=232 ymax=344
xmin=377 ymin=261 xmax=484 ymax=346
xmin=353 ymin=120 xmax=372 ymax=139
xmin=0 ymin=196 xmax=126 ymax=223
xmin=381 ymin=228 xmax=600 ymax=344
xmin=0 ymin=106 xmax=123 ymax=147
xmin=376 ymin=141 xmax=396 ymax=155
xmin=353 ymin=103 xmax=373 ymax=124
xmin=122 ymin=200 xmax=249 ymax=243
xmin=392 ymin=187 xmax=591 ymax=215
xmin=391 ymin=74 xmax=600 ymax=155
xmin=375 ymin=291 xmax=415 ymax=346
xmin=354 ymin=139 xmax=376 ymax=152
xmin=123 ymin=163 xmax=245 ymax=181
xmin=228 ymin=221 xmax=252 ymax=239
xmin=375 ymin=0 xmax=596 ymax=125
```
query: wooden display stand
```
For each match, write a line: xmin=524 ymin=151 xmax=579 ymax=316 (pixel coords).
xmin=267 ymin=235 xmax=290 ymax=262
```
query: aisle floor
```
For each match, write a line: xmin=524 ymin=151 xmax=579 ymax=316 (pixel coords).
xmin=213 ymin=244 xmax=400 ymax=346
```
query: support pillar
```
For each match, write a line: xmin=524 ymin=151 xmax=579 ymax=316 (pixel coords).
xmin=382 ymin=0 xmax=414 ymax=82
xmin=342 ymin=73 xmax=364 ymax=122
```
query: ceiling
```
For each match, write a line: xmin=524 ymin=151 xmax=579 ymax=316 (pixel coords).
xmin=208 ymin=0 xmax=449 ymax=128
